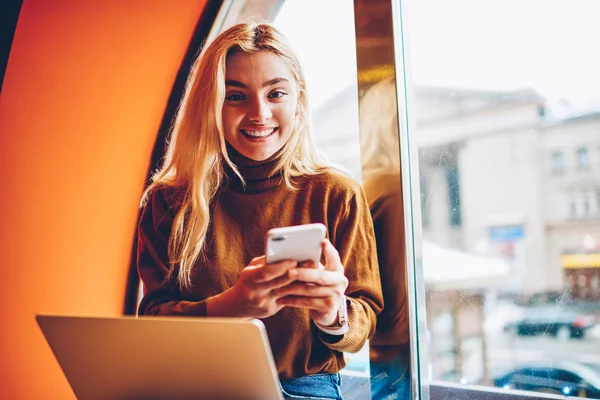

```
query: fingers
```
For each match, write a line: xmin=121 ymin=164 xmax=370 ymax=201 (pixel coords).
xmin=290 ymin=267 xmax=348 ymax=288
xmin=277 ymin=295 xmax=339 ymax=313
xmin=245 ymin=259 xmax=298 ymax=283
xmin=273 ymin=282 xmax=338 ymax=298
xmin=322 ymin=239 xmax=343 ymax=271
xmin=298 ymin=260 xmax=321 ymax=269
xmin=248 ymin=256 xmax=266 ymax=266
xmin=261 ymin=269 xmax=300 ymax=291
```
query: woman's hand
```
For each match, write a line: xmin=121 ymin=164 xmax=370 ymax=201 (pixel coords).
xmin=275 ymin=239 xmax=349 ymax=327
xmin=206 ymin=256 xmax=299 ymax=318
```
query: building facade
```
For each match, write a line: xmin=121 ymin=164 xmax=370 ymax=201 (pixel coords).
xmin=313 ymin=85 xmax=600 ymax=297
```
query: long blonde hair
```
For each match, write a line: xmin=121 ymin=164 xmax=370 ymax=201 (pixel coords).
xmin=142 ymin=23 xmax=327 ymax=289
xmin=359 ymin=77 xmax=402 ymax=179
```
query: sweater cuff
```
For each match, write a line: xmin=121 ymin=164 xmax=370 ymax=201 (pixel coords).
xmin=175 ymin=299 xmax=210 ymax=316
xmin=315 ymin=320 xmax=350 ymax=335
xmin=318 ymin=297 xmax=371 ymax=353
xmin=314 ymin=295 xmax=349 ymax=335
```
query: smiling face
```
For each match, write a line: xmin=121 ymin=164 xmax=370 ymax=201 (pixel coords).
xmin=222 ymin=51 xmax=299 ymax=161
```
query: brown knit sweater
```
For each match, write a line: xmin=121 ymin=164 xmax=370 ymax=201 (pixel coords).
xmin=137 ymin=147 xmax=383 ymax=379
xmin=362 ymin=171 xmax=410 ymax=363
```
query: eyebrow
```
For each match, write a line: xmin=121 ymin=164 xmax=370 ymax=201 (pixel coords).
xmin=225 ymin=77 xmax=289 ymax=89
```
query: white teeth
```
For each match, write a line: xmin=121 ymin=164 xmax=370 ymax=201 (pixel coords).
xmin=242 ymin=128 xmax=275 ymax=137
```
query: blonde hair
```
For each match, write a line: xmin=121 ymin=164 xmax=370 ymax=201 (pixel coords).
xmin=360 ymin=77 xmax=402 ymax=179
xmin=142 ymin=23 xmax=327 ymax=289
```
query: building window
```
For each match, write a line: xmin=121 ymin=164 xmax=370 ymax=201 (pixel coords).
xmin=551 ymin=151 xmax=564 ymax=174
xmin=576 ymin=146 xmax=590 ymax=170
xmin=570 ymin=196 xmax=577 ymax=218
xmin=583 ymin=193 xmax=591 ymax=216
xmin=445 ymin=166 xmax=462 ymax=227
xmin=579 ymin=275 xmax=588 ymax=298
xmin=592 ymin=274 xmax=599 ymax=297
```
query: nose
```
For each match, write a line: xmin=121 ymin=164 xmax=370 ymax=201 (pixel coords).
xmin=248 ymin=98 xmax=272 ymax=123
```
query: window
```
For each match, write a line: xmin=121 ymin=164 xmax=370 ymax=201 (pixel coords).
xmin=576 ymin=146 xmax=590 ymax=170
xmin=551 ymin=151 xmax=564 ymax=174
xmin=591 ymin=274 xmax=599 ymax=296
xmin=445 ymin=166 xmax=462 ymax=227
xmin=205 ymin=2 xmax=600 ymax=399
xmin=570 ymin=197 xmax=578 ymax=218
xmin=550 ymin=369 xmax=581 ymax=384
xmin=526 ymin=368 xmax=553 ymax=379
xmin=404 ymin=0 xmax=600 ymax=398
xmin=579 ymin=275 xmax=587 ymax=297
xmin=566 ymin=275 xmax=575 ymax=291
xmin=583 ymin=192 xmax=591 ymax=216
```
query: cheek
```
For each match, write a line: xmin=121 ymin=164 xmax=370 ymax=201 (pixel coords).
xmin=279 ymin=102 xmax=298 ymax=129
xmin=221 ymin=108 xmax=239 ymax=130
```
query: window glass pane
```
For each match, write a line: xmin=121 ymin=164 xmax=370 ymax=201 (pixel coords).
xmin=577 ymin=147 xmax=590 ymax=170
xmin=205 ymin=1 xmax=368 ymax=395
xmin=272 ymin=0 xmax=371 ymax=397
xmin=273 ymin=0 xmax=361 ymax=179
xmin=402 ymin=0 xmax=600 ymax=396
xmin=551 ymin=151 xmax=564 ymax=174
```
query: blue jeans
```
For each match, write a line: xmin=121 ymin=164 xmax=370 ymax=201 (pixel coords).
xmin=370 ymin=356 xmax=411 ymax=400
xmin=280 ymin=373 xmax=344 ymax=400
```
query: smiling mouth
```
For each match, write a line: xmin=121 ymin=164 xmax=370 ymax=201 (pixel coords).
xmin=240 ymin=127 xmax=278 ymax=138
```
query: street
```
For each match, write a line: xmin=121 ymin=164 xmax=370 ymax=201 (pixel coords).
xmin=455 ymin=301 xmax=600 ymax=386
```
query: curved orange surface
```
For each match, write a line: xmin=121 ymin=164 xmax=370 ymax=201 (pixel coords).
xmin=0 ymin=1 xmax=207 ymax=398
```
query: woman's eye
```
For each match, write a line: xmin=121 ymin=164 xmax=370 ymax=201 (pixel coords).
xmin=269 ymin=91 xmax=287 ymax=99
xmin=225 ymin=93 xmax=245 ymax=101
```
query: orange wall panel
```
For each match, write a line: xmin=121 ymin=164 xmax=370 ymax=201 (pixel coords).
xmin=0 ymin=1 xmax=208 ymax=398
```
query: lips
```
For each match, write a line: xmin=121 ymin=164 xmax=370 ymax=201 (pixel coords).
xmin=240 ymin=127 xmax=278 ymax=138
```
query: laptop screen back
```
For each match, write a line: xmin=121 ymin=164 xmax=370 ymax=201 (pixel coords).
xmin=36 ymin=315 xmax=283 ymax=400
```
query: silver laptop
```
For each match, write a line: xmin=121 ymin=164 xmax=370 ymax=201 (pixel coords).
xmin=36 ymin=314 xmax=283 ymax=400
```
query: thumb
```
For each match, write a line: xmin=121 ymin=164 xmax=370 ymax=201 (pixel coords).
xmin=248 ymin=255 xmax=266 ymax=266
xmin=322 ymin=239 xmax=342 ymax=271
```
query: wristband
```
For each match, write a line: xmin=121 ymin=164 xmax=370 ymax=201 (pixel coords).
xmin=315 ymin=294 xmax=349 ymax=335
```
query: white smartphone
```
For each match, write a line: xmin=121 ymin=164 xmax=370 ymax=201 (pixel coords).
xmin=265 ymin=223 xmax=327 ymax=265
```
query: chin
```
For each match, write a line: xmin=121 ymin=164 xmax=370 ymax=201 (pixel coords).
xmin=246 ymin=150 xmax=274 ymax=161
xmin=244 ymin=143 xmax=285 ymax=161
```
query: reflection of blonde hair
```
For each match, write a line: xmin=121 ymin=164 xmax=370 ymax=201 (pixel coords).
xmin=142 ymin=23 xmax=327 ymax=289
xmin=360 ymin=77 xmax=401 ymax=178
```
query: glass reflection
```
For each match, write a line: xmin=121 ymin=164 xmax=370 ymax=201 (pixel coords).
xmin=178 ymin=0 xmax=600 ymax=398
xmin=402 ymin=0 xmax=600 ymax=396
xmin=360 ymin=78 xmax=411 ymax=399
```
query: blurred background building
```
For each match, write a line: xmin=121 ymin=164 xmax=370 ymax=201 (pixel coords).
xmin=314 ymin=85 xmax=600 ymax=300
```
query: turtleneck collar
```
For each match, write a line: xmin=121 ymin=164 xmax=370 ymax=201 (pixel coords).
xmin=223 ymin=142 xmax=284 ymax=193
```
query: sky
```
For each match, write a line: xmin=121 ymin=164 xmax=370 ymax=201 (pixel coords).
xmin=274 ymin=0 xmax=600 ymax=115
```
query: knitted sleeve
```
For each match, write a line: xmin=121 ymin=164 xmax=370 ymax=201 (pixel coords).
xmin=319 ymin=183 xmax=384 ymax=353
xmin=369 ymin=189 xmax=410 ymax=346
xmin=136 ymin=188 xmax=210 ymax=316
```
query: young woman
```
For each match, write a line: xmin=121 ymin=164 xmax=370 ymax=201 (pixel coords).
xmin=360 ymin=77 xmax=411 ymax=400
xmin=136 ymin=23 xmax=383 ymax=399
